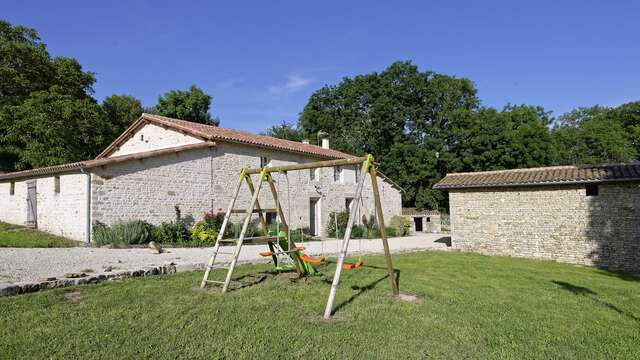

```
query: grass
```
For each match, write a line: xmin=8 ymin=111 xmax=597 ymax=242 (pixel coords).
xmin=0 ymin=221 xmax=80 ymax=248
xmin=1 ymin=251 xmax=639 ymax=359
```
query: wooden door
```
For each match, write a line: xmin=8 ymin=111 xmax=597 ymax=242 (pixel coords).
xmin=26 ymin=180 xmax=37 ymax=228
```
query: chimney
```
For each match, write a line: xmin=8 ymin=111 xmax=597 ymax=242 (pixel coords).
xmin=321 ymin=138 xmax=330 ymax=149
xmin=302 ymin=139 xmax=310 ymax=144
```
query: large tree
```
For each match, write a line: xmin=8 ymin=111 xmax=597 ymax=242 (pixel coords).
xmin=151 ymin=85 xmax=219 ymax=125
xmin=263 ymin=121 xmax=304 ymax=141
xmin=102 ymin=94 xmax=144 ymax=139
xmin=0 ymin=20 xmax=111 ymax=170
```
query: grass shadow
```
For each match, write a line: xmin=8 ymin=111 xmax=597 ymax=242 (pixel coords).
xmin=553 ymin=280 xmax=640 ymax=323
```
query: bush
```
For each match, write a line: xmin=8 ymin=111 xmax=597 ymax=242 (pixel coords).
xmin=351 ymin=224 xmax=364 ymax=239
xmin=289 ymin=228 xmax=311 ymax=242
xmin=385 ymin=226 xmax=397 ymax=237
xmin=152 ymin=222 xmax=188 ymax=243
xmin=389 ymin=215 xmax=411 ymax=236
xmin=227 ymin=220 xmax=262 ymax=239
xmin=326 ymin=211 xmax=350 ymax=238
xmin=190 ymin=220 xmax=218 ymax=246
xmin=364 ymin=226 xmax=380 ymax=239
xmin=92 ymin=220 xmax=154 ymax=246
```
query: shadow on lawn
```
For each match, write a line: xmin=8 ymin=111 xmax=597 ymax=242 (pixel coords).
xmin=553 ymin=280 xmax=640 ymax=323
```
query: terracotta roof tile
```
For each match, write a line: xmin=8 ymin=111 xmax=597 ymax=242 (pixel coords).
xmin=434 ymin=163 xmax=640 ymax=190
xmin=97 ymin=113 xmax=353 ymax=160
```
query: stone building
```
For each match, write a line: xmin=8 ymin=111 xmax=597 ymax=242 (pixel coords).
xmin=401 ymin=208 xmax=441 ymax=233
xmin=434 ymin=164 xmax=640 ymax=272
xmin=0 ymin=114 xmax=403 ymax=242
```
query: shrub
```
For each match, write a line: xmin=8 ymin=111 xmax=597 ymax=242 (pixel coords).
xmin=204 ymin=209 xmax=226 ymax=231
xmin=326 ymin=211 xmax=350 ymax=238
xmin=152 ymin=222 xmax=187 ymax=243
xmin=389 ymin=215 xmax=411 ymax=236
xmin=226 ymin=220 xmax=261 ymax=239
xmin=92 ymin=220 xmax=154 ymax=246
xmin=350 ymin=224 xmax=364 ymax=239
xmin=364 ymin=226 xmax=380 ymax=239
xmin=385 ymin=226 xmax=397 ymax=237
xmin=289 ymin=228 xmax=311 ymax=243
xmin=190 ymin=221 xmax=219 ymax=247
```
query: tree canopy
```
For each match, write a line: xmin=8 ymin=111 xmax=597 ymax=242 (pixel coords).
xmin=0 ymin=20 xmax=217 ymax=172
xmin=150 ymin=85 xmax=218 ymax=126
xmin=285 ymin=61 xmax=639 ymax=210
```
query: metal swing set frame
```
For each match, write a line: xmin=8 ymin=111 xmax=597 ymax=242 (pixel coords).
xmin=200 ymin=154 xmax=399 ymax=319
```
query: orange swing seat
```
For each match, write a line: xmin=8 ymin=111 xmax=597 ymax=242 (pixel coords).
xmin=299 ymin=253 xmax=325 ymax=264
xmin=342 ymin=260 xmax=364 ymax=270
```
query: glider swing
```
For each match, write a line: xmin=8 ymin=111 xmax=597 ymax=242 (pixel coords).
xmin=200 ymin=154 xmax=399 ymax=319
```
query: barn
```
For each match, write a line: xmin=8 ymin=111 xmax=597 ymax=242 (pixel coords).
xmin=434 ymin=163 xmax=640 ymax=272
xmin=0 ymin=114 xmax=403 ymax=242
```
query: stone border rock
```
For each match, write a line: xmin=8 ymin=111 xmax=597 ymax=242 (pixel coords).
xmin=0 ymin=263 xmax=178 ymax=297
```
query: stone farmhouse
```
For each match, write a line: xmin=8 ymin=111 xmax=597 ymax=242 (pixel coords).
xmin=0 ymin=114 xmax=403 ymax=242
xmin=434 ymin=163 xmax=640 ymax=272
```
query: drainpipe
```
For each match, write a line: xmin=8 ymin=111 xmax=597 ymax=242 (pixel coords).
xmin=81 ymin=168 xmax=91 ymax=243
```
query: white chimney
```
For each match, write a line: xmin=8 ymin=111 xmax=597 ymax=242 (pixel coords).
xmin=321 ymin=138 xmax=330 ymax=149
xmin=302 ymin=139 xmax=310 ymax=144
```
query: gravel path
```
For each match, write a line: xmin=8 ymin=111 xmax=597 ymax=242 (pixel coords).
xmin=0 ymin=233 xmax=450 ymax=283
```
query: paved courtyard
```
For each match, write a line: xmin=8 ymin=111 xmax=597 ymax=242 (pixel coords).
xmin=0 ymin=233 xmax=450 ymax=283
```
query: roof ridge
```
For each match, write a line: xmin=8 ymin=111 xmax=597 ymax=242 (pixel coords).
xmin=446 ymin=162 xmax=639 ymax=176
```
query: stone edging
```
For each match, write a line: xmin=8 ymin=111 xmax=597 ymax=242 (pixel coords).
xmin=0 ymin=264 xmax=179 ymax=297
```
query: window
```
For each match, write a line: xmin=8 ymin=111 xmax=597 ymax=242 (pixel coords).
xmin=345 ymin=197 xmax=354 ymax=211
xmin=10 ymin=182 xmax=15 ymax=196
xmin=140 ymin=134 xmax=144 ymax=142
xmin=426 ymin=217 xmax=431 ymax=222
xmin=334 ymin=166 xmax=342 ymax=183
xmin=54 ymin=176 xmax=60 ymax=194
xmin=309 ymin=168 xmax=319 ymax=181
xmin=260 ymin=156 xmax=269 ymax=168
xmin=586 ymin=184 xmax=599 ymax=196
xmin=265 ymin=211 xmax=277 ymax=226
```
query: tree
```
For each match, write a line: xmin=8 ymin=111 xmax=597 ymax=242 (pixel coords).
xmin=102 ymin=94 xmax=144 ymax=139
xmin=151 ymin=85 xmax=218 ymax=125
xmin=263 ymin=121 xmax=304 ymax=141
xmin=298 ymin=61 xmax=480 ymax=208
xmin=0 ymin=20 xmax=105 ymax=171
xmin=7 ymin=90 xmax=108 ymax=169
xmin=553 ymin=103 xmax=637 ymax=164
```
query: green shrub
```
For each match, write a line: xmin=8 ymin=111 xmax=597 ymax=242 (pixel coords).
xmin=226 ymin=220 xmax=261 ymax=239
xmin=389 ymin=215 xmax=411 ymax=236
xmin=190 ymin=221 xmax=218 ymax=246
xmin=289 ymin=228 xmax=311 ymax=242
xmin=92 ymin=220 xmax=154 ymax=246
xmin=351 ymin=224 xmax=364 ymax=239
xmin=385 ymin=226 xmax=397 ymax=237
xmin=152 ymin=222 xmax=187 ymax=243
xmin=326 ymin=211 xmax=350 ymax=238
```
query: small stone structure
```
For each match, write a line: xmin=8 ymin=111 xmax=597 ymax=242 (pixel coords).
xmin=402 ymin=208 xmax=441 ymax=233
xmin=435 ymin=163 xmax=640 ymax=273
xmin=0 ymin=114 xmax=403 ymax=242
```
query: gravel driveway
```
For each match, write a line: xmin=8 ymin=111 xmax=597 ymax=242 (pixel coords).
xmin=0 ymin=233 xmax=450 ymax=283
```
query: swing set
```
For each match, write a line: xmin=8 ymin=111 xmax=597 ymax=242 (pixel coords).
xmin=200 ymin=154 xmax=399 ymax=319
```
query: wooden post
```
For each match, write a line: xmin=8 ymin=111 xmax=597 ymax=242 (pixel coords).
xmin=265 ymin=172 xmax=303 ymax=275
xmin=323 ymin=160 xmax=370 ymax=319
xmin=369 ymin=165 xmax=399 ymax=296
xmin=244 ymin=157 xmax=367 ymax=175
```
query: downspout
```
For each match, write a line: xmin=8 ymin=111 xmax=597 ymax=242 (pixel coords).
xmin=81 ymin=168 xmax=91 ymax=243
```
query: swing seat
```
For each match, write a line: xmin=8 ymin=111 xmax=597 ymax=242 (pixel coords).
xmin=342 ymin=260 xmax=364 ymax=270
xmin=299 ymin=253 xmax=325 ymax=264
xmin=259 ymin=246 xmax=305 ymax=257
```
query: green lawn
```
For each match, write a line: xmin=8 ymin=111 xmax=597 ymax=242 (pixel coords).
xmin=0 ymin=221 xmax=80 ymax=247
xmin=1 ymin=251 xmax=638 ymax=359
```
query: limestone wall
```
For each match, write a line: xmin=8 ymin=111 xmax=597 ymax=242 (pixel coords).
xmin=0 ymin=174 xmax=87 ymax=241
xmin=109 ymin=123 xmax=202 ymax=157
xmin=91 ymin=142 xmax=403 ymax=235
xmin=449 ymin=184 xmax=640 ymax=272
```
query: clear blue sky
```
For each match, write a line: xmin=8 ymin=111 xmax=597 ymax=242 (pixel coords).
xmin=4 ymin=1 xmax=639 ymax=132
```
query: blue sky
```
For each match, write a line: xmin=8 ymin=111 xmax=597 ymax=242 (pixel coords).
xmin=4 ymin=1 xmax=639 ymax=132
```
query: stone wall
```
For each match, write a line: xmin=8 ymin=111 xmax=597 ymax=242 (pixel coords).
xmin=449 ymin=183 xmax=640 ymax=272
xmin=0 ymin=174 xmax=87 ymax=241
xmin=91 ymin=142 xmax=402 ymax=235
xmin=109 ymin=123 xmax=202 ymax=157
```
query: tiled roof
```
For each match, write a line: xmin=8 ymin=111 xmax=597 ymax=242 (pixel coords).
xmin=433 ymin=163 xmax=640 ymax=190
xmin=97 ymin=113 xmax=353 ymax=160
xmin=0 ymin=142 xmax=216 ymax=181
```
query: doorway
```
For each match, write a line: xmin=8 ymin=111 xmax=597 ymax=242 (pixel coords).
xmin=26 ymin=180 xmax=37 ymax=228
xmin=413 ymin=217 xmax=423 ymax=232
xmin=309 ymin=198 xmax=320 ymax=236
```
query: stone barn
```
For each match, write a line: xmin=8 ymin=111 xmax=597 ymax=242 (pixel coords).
xmin=434 ymin=164 xmax=640 ymax=272
xmin=0 ymin=114 xmax=403 ymax=242
xmin=402 ymin=208 xmax=441 ymax=233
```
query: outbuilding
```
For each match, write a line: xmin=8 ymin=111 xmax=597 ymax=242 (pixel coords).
xmin=434 ymin=164 xmax=640 ymax=272
xmin=0 ymin=114 xmax=403 ymax=242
